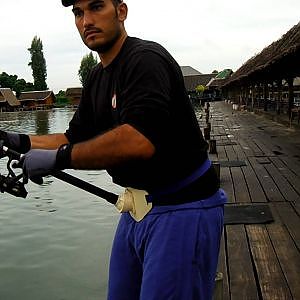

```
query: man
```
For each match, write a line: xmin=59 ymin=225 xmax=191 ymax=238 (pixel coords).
xmin=0 ymin=0 xmax=227 ymax=299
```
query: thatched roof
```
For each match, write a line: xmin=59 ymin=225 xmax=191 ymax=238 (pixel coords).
xmin=66 ymin=87 xmax=83 ymax=97
xmin=19 ymin=90 xmax=55 ymax=101
xmin=224 ymin=21 xmax=300 ymax=87
xmin=180 ymin=66 xmax=202 ymax=76
xmin=0 ymin=88 xmax=21 ymax=106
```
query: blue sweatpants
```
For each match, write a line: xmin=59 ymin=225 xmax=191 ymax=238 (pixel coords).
xmin=108 ymin=189 xmax=227 ymax=300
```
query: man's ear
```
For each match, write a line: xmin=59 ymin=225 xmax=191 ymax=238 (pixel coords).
xmin=117 ymin=2 xmax=128 ymax=22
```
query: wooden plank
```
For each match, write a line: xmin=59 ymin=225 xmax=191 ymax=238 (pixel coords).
xmin=243 ymin=138 xmax=265 ymax=157
xmin=246 ymin=225 xmax=292 ymax=300
xmin=291 ymin=200 xmax=300 ymax=215
xmin=231 ymin=167 xmax=251 ymax=203
xmin=225 ymin=145 xmax=238 ymax=161
xmin=226 ymin=225 xmax=259 ymax=300
xmin=238 ymin=139 xmax=256 ymax=157
xmin=211 ymin=123 xmax=226 ymax=134
xmin=252 ymin=137 xmax=277 ymax=157
xmin=242 ymin=165 xmax=267 ymax=203
xmin=267 ymin=223 xmax=300 ymax=299
xmin=248 ymin=157 xmax=285 ymax=202
xmin=269 ymin=157 xmax=300 ymax=195
xmin=217 ymin=145 xmax=228 ymax=161
xmin=279 ymin=155 xmax=300 ymax=179
xmin=217 ymin=232 xmax=230 ymax=300
xmin=232 ymin=143 xmax=247 ymax=160
xmin=273 ymin=202 xmax=300 ymax=250
xmin=256 ymin=157 xmax=271 ymax=164
xmin=264 ymin=162 xmax=300 ymax=202
xmin=221 ymin=167 xmax=235 ymax=203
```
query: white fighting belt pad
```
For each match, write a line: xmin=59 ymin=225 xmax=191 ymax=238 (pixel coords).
xmin=115 ymin=188 xmax=152 ymax=222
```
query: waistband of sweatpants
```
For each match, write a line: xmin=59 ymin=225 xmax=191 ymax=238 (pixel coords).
xmin=148 ymin=189 xmax=227 ymax=215
xmin=146 ymin=159 xmax=218 ymax=206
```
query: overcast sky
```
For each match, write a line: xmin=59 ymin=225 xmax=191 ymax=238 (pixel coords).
xmin=0 ymin=0 xmax=299 ymax=93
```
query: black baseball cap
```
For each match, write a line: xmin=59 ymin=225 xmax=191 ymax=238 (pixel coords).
xmin=62 ymin=0 xmax=122 ymax=6
xmin=62 ymin=0 xmax=75 ymax=6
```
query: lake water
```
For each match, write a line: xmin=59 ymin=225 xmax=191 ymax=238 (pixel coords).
xmin=0 ymin=108 xmax=123 ymax=300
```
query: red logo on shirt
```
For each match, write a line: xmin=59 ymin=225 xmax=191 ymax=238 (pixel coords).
xmin=112 ymin=93 xmax=117 ymax=109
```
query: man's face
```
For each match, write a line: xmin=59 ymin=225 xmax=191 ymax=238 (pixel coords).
xmin=72 ymin=0 xmax=125 ymax=53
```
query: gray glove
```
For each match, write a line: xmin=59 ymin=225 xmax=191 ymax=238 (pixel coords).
xmin=17 ymin=144 xmax=73 ymax=184
xmin=20 ymin=149 xmax=58 ymax=184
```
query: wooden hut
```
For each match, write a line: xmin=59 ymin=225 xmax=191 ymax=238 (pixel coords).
xmin=183 ymin=73 xmax=217 ymax=93
xmin=0 ymin=88 xmax=21 ymax=112
xmin=180 ymin=66 xmax=217 ymax=102
xmin=222 ymin=21 xmax=300 ymax=117
xmin=18 ymin=91 xmax=55 ymax=110
xmin=65 ymin=87 xmax=82 ymax=106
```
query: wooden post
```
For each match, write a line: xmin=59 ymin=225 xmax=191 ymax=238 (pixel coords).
xmin=287 ymin=77 xmax=294 ymax=118
xmin=206 ymin=113 xmax=210 ymax=123
xmin=276 ymin=79 xmax=282 ymax=115
xmin=245 ymin=85 xmax=250 ymax=108
xmin=257 ymin=83 xmax=261 ymax=108
xmin=212 ymin=161 xmax=220 ymax=181
xmin=263 ymin=82 xmax=268 ymax=111
xmin=239 ymin=86 xmax=243 ymax=106
xmin=209 ymin=139 xmax=217 ymax=154
xmin=207 ymin=122 xmax=211 ymax=131
xmin=204 ymin=127 xmax=210 ymax=140
xmin=250 ymin=85 xmax=253 ymax=111
xmin=270 ymin=81 xmax=274 ymax=110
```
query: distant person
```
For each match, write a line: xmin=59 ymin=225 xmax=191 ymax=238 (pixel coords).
xmin=0 ymin=0 xmax=227 ymax=299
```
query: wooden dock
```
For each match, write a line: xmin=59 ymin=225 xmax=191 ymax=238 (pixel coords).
xmin=203 ymin=101 xmax=300 ymax=300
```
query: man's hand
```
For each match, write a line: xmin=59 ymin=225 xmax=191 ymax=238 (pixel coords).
xmin=0 ymin=129 xmax=31 ymax=156
xmin=17 ymin=144 xmax=73 ymax=184
xmin=19 ymin=149 xmax=58 ymax=184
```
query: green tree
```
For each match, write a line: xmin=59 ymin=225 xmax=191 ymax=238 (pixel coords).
xmin=0 ymin=72 xmax=17 ymax=89
xmin=14 ymin=79 xmax=34 ymax=97
xmin=0 ymin=72 xmax=34 ymax=97
xmin=55 ymin=90 xmax=69 ymax=107
xmin=195 ymin=85 xmax=205 ymax=96
xmin=28 ymin=36 xmax=48 ymax=90
xmin=56 ymin=90 xmax=66 ymax=97
xmin=78 ymin=52 xmax=98 ymax=87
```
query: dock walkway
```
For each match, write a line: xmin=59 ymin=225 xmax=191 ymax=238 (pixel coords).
xmin=203 ymin=101 xmax=300 ymax=300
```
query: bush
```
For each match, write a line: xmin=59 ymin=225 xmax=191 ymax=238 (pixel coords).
xmin=55 ymin=96 xmax=70 ymax=107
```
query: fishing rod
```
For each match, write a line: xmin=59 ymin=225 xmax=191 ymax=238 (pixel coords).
xmin=0 ymin=144 xmax=118 ymax=204
xmin=0 ymin=143 xmax=152 ymax=222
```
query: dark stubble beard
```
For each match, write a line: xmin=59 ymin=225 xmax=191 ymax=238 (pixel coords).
xmin=90 ymin=27 xmax=122 ymax=54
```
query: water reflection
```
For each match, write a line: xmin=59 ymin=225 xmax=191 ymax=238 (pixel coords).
xmin=0 ymin=108 xmax=121 ymax=300
xmin=34 ymin=110 xmax=50 ymax=135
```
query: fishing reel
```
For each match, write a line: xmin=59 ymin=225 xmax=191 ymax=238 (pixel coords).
xmin=0 ymin=141 xmax=123 ymax=211
xmin=0 ymin=141 xmax=28 ymax=198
